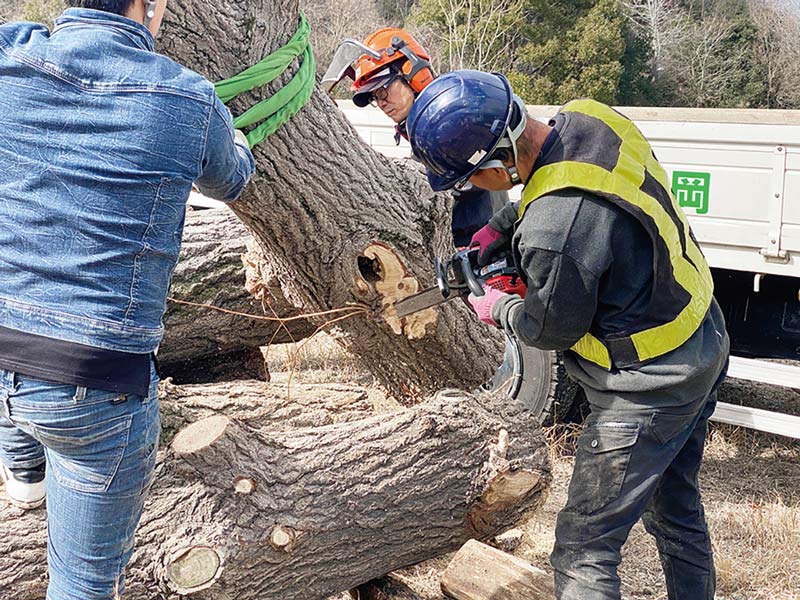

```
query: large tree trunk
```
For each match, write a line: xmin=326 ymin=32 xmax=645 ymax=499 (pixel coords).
xmin=0 ymin=382 xmax=550 ymax=600
xmin=158 ymin=0 xmax=507 ymax=403
xmin=160 ymin=208 xmax=317 ymax=381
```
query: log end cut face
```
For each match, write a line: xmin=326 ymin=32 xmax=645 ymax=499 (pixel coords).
xmin=171 ymin=415 xmax=230 ymax=454
xmin=166 ymin=546 xmax=223 ymax=595
xmin=357 ymin=242 xmax=438 ymax=339
xmin=464 ymin=468 xmax=546 ymax=537
xmin=463 ymin=429 xmax=550 ymax=538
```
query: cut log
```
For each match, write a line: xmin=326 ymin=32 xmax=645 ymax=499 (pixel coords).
xmin=441 ymin=540 xmax=554 ymax=600
xmin=160 ymin=208 xmax=317 ymax=380
xmin=0 ymin=383 xmax=551 ymax=600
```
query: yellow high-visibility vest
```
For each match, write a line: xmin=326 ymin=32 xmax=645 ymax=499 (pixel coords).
xmin=518 ymin=99 xmax=714 ymax=370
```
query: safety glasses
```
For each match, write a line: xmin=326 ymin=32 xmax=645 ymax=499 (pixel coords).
xmin=453 ymin=157 xmax=507 ymax=191
xmin=369 ymin=75 xmax=399 ymax=105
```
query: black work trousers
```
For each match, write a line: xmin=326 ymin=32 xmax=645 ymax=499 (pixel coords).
xmin=550 ymin=387 xmax=719 ymax=600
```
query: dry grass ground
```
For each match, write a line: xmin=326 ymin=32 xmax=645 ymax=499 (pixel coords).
xmin=269 ymin=333 xmax=800 ymax=600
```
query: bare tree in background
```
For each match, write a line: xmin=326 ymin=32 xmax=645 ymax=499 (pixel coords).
xmin=621 ymin=0 xmax=689 ymax=82
xmin=408 ymin=0 xmax=526 ymax=73
xmin=374 ymin=0 xmax=418 ymax=23
xmin=303 ymin=0 xmax=385 ymax=80
xmin=748 ymin=0 xmax=800 ymax=108
xmin=668 ymin=12 xmax=748 ymax=106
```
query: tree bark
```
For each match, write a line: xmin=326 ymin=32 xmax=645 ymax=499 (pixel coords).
xmin=0 ymin=383 xmax=551 ymax=600
xmin=157 ymin=0 xmax=509 ymax=403
xmin=157 ymin=378 xmax=384 ymax=439
xmin=160 ymin=208 xmax=316 ymax=380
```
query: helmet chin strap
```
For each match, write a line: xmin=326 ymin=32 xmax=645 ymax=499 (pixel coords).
xmin=490 ymin=95 xmax=527 ymax=186
xmin=143 ymin=0 xmax=158 ymax=29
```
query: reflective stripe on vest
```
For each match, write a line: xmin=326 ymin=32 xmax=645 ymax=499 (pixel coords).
xmin=518 ymin=99 xmax=714 ymax=370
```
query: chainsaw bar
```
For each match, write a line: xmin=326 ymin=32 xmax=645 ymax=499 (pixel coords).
xmin=393 ymin=286 xmax=454 ymax=319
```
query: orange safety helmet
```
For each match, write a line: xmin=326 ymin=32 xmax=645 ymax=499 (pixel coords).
xmin=351 ymin=28 xmax=435 ymax=97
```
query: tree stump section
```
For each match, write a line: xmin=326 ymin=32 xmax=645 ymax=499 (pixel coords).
xmin=156 ymin=0 xmax=510 ymax=402
xmin=441 ymin=540 xmax=554 ymax=600
xmin=154 ymin=0 xmax=582 ymax=417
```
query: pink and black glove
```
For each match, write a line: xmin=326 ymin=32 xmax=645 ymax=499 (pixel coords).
xmin=467 ymin=286 xmax=508 ymax=327
xmin=470 ymin=223 xmax=509 ymax=267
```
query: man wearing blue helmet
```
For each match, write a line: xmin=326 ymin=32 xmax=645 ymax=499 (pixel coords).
xmin=406 ymin=70 xmax=730 ymax=600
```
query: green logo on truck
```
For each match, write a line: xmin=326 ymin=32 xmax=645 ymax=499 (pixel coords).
xmin=672 ymin=171 xmax=711 ymax=215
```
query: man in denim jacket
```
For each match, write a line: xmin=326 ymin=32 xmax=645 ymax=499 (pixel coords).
xmin=0 ymin=0 xmax=255 ymax=597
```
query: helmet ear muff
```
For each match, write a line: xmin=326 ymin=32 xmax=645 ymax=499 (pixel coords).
xmin=392 ymin=38 xmax=435 ymax=94
xmin=406 ymin=65 xmax=435 ymax=94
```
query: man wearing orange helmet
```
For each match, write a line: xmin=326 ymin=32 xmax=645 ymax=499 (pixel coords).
xmin=349 ymin=28 xmax=434 ymax=130
xmin=325 ymin=28 xmax=507 ymax=247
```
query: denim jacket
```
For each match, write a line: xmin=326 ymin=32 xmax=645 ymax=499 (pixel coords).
xmin=0 ymin=9 xmax=255 ymax=353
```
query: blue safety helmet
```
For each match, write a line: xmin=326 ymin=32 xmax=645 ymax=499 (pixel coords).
xmin=407 ymin=70 xmax=526 ymax=191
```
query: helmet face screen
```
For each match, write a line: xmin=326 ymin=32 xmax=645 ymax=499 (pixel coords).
xmin=322 ymin=40 xmax=380 ymax=92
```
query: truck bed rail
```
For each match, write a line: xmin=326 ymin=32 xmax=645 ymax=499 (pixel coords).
xmin=714 ymin=357 xmax=800 ymax=439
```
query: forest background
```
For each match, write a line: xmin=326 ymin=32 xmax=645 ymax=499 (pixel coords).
xmin=4 ymin=0 xmax=800 ymax=110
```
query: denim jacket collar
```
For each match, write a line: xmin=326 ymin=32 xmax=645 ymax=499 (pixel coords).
xmin=53 ymin=8 xmax=155 ymax=52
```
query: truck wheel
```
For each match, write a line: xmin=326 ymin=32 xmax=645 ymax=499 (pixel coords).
xmin=478 ymin=339 xmax=584 ymax=425
xmin=515 ymin=346 xmax=582 ymax=425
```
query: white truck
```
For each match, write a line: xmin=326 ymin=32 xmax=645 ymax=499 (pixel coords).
xmin=338 ymin=101 xmax=800 ymax=438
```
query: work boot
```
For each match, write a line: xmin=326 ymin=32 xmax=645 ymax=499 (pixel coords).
xmin=0 ymin=462 xmax=45 ymax=510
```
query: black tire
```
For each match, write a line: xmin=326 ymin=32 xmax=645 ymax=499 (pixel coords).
xmin=516 ymin=347 xmax=582 ymax=425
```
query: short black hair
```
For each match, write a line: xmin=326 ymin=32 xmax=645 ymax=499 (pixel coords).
xmin=66 ymin=0 xmax=137 ymax=16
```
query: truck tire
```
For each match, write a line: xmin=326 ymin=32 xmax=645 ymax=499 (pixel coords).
xmin=516 ymin=346 xmax=582 ymax=425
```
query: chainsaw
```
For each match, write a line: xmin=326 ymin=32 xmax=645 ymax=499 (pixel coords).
xmin=393 ymin=248 xmax=549 ymax=416
xmin=393 ymin=248 xmax=526 ymax=318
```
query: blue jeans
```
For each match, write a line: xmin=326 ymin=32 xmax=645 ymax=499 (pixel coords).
xmin=0 ymin=365 xmax=160 ymax=600
xmin=551 ymin=388 xmax=719 ymax=600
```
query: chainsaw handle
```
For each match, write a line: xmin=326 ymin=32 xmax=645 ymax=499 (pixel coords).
xmin=459 ymin=252 xmax=485 ymax=297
